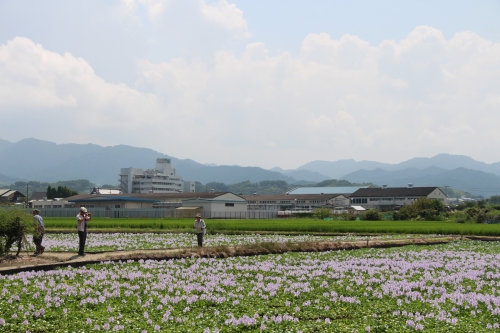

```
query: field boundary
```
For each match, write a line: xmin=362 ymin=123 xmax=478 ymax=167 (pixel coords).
xmin=0 ymin=236 xmax=461 ymax=275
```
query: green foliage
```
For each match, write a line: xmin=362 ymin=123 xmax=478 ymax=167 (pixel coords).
xmin=361 ymin=209 xmax=382 ymax=221
xmin=487 ymin=210 xmax=500 ymax=222
xmin=312 ymin=179 xmax=376 ymax=188
xmin=489 ymin=195 xmax=500 ymax=205
xmin=194 ymin=179 xmax=375 ymax=195
xmin=41 ymin=217 xmax=500 ymax=236
xmin=10 ymin=179 xmax=94 ymax=196
xmin=313 ymin=207 xmax=331 ymax=219
xmin=0 ymin=207 xmax=32 ymax=255
xmin=394 ymin=198 xmax=445 ymax=221
xmin=450 ymin=210 xmax=469 ymax=223
xmin=47 ymin=185 xmax=78 ymax=199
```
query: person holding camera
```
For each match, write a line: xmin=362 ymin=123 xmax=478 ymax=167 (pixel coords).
xmin=76 ymin=206 xmax=92 ymax=256
xmin=32 ymin=209 xmax=45 ymax=255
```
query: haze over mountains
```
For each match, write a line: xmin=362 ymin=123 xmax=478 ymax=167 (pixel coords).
xmin=1 ymin=138 xmax=500 ymax=197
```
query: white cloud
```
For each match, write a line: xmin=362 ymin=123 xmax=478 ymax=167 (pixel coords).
xmin=0 ymin=37 xmax=162 ymax=145
xmin=200 ymin=0 xmax=250 ymax=38
xmin=134 ymin=26 xmax=500 ymax=166
xmin=1 ymin=25 xmax=500 ymax=169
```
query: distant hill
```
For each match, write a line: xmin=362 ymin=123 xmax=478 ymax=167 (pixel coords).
xmin=0 ymin=172 xmax=24 ymax=186
xmin=296 ymin=154 xmax=500 ymax=178
xmin=270 ymin=167 xmax=330 ymax=182
xmin=296 ymin=159 xmax=389 ymax=179
xmin=0 ymin=138 xmax=298 ymax=185
xmin=341 ymin=167 xmax=500 ymax=197
xmin=3 ymin=138 xmax=500 ymax=197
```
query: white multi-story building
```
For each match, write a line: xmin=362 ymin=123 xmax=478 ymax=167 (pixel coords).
xmin=119 ymin=158 xmax=195 ymax=194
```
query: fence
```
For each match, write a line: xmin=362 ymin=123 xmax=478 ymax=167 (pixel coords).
xmin=38 ymin=208 xmax=176 ymax=218
xmin=33 ymin=208 xmax=279 ymax=219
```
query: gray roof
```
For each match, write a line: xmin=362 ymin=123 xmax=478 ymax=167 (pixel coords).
xmin=287 ymin=187 xmax=368 ymax=195
xmin=69 ymin=196 xmax=159 ymax=203
xmin=350 ymin=187 xmax=441 ymax=198
xmin=30 ymin=192 xmax=47 ymax=200
xmin=0 ymin=190 xmax=25 ymax=198
xmin=66 ymin=192 xmax=242 ymax=201
xmin=242 ymin=194 xmax=346 ymax=201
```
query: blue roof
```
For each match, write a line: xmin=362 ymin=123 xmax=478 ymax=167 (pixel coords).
xmin=287 ymin=187 xmax=368 ymax=195
xmin=68 ymin=196 xmax=159 ymax=203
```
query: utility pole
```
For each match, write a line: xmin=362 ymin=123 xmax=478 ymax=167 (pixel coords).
xmin=26 ymin=182 xmax=29 ymax=207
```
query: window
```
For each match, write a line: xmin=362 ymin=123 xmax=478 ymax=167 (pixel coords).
xmin=351 ymin=198 xmax=367 ymax=204
xmin=115 ymin=205 xmax=121 ymax=208
xmin=225 ymin=203 xmax=234 ymax=207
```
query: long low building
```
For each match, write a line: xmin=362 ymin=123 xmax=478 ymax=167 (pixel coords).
xmin=242 ymin=194 xmax=350 ymax=211
xmin=349 ymin=185 xmax=447 ymax=211
xmin=65 ymin=192 xmax=247 ymax=218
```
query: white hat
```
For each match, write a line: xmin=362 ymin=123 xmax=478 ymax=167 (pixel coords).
xmin=80 ymin=207 xmax=87 ymax=213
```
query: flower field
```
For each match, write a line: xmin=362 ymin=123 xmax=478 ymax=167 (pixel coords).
xmin=24 ymin=233 xmax=422 ymax=252
xmin=2 ymin=241 xmax=500 ymax=332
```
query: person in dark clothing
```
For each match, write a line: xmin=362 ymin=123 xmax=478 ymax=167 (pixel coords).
xmin=193 ymin=213 xmax=206 ymax=247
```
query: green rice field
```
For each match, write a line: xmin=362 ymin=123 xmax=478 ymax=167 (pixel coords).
xmin=43 ymin=217 xmax=500 ymax=236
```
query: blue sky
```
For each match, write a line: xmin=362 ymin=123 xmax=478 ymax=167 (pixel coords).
xmin=0 ymin=1 xmax=499 ymax=169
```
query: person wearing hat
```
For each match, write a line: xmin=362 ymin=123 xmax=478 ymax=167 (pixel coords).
xmin=76 ymin=206 xmax=92 ymax=256
xmin=32 ymin=209 xmax=45 ymax=255
xmin=193 ymin=213 xmax=206 ymax=247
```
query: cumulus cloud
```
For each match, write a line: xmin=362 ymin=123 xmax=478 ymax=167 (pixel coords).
xmin=135 ymin=26 xmax=500 ymax=165
xmin=0 ymin=37 xmax=162 ymax=145
xmin=1 ymin=24 xmax=499 ymax=168
xmin=200 ymin=0 xmax=250 ymax=38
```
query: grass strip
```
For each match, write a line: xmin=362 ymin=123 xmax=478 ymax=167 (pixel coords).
xmin=44 ymin=217 xmax=500 ymax=236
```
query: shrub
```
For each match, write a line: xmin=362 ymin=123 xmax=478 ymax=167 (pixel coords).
xmin=313 ymin=207 xmax=331 ymax=220
xmin=361 ymin=209 xmax=382 ymax=221
xmin=0 ymin=208 xmax=33 ymax=255
xmin=450 ymin=211 xmax=469 ymax=223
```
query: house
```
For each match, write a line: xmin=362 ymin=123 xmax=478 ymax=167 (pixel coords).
xmin=119 ymin=158 xmax=195 ymax=194
xmin=349 ymin=185 xmax=448 ymax=211
xmin=0 ymin=189 xmax=25 ymax=203
xmin=180 ymin=193 xmax=247 ymax=218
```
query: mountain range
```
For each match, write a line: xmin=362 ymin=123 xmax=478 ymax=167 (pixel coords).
xmin=1 ymin=138 xmax=500 ymax=197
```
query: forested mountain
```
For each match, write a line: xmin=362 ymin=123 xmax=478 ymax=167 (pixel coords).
xmin=0 ymin=138 xmax=299 ymax=185
xmin=2 ymin=138 xmax=500 ymax=197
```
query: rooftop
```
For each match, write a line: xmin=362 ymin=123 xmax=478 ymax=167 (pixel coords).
xmin=287 ymin=187 xmax=368 ymax=195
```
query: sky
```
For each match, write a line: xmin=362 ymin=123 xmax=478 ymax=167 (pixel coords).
xmin=0 ymin=0 xmax=499 ymax=170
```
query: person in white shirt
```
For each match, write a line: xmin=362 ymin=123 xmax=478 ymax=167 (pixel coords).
xmin=32 ymin=209 xmax=45 ymax=255
xmin=193 ymin=213 xmax=206 ymax=247
xmin=76 ymin=207 xmax=92 ymax=256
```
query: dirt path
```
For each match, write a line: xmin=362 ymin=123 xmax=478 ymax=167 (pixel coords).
xmin=1 ymin=235 xmax=477 ymax=274
xmin=0 ymin=248 xmax=184 ymax=271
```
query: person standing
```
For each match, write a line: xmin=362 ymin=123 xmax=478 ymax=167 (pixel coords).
xmin=193 ymin=213 xmax=206 ymax=247
xmin=76 ymin=206 xmax=92 ymax=256
xmin=32 ymin=209 xmax=45 ymax=255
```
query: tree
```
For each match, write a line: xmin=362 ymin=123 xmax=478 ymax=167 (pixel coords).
xmin=47 ymin=185 xmax=77 ymax=199
xmin=489 ymin=196 xmax=500 ymax=205
xmin=0 ymin=208 xmax=32 ymax=255
xmin=394 ymin=198 xmax=444 ymax=221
